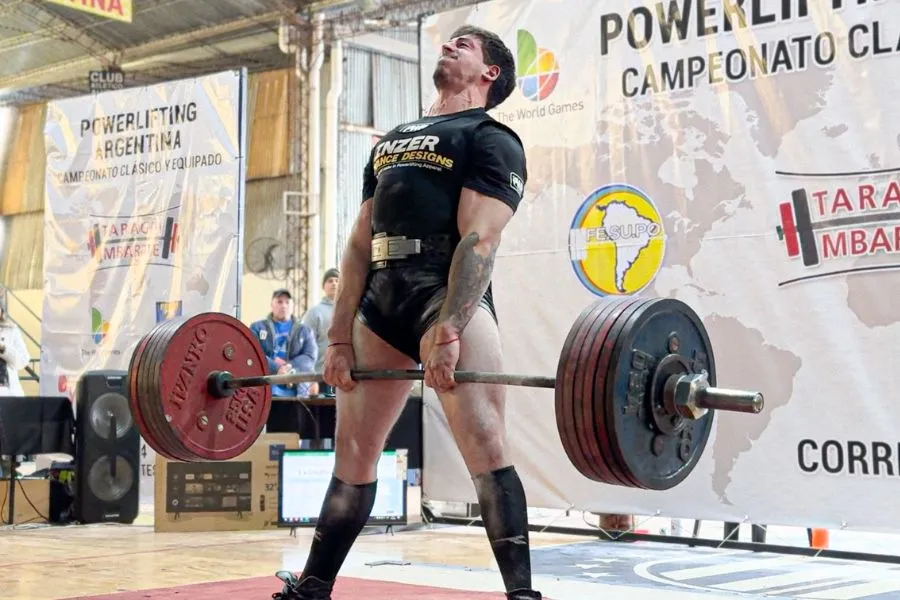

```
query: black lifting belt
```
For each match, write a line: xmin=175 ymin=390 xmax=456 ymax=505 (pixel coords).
xmin=370 ymin=232 xmax=454 ymax=270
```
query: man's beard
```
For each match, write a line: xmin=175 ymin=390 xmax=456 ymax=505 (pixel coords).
xmin=432 ymin=64 xmax=449 ymax=89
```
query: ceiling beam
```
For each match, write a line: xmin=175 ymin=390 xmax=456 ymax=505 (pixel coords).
xmin=0 ymin=3 xmax=119 ymax=54
xmin=0 ymin=10 xmax=283 ymax=92
xmin=346 ymin=32 xmax=417 ymax=61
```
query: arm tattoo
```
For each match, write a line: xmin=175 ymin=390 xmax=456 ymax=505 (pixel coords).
xmin=438 ymin=232 xmax=500 ymax=335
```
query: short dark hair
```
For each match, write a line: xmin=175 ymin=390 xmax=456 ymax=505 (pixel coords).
xmin=451 ymin=25 xmax=516 ymax=110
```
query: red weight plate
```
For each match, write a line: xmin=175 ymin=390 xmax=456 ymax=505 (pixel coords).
xmin=155 ymin=313 xmax=271 ymax=461
xmin=144 ymin=318 xmax=195 ymax=462
xmin=129 ymin=321 xmax=184 ymax=461
xmin=579 ymin=296 xmax=647 ymax=488
xmin=128 ymin=327 xmax=182 ymax=461
xmin=593 ymin=297 xmax=659 ymax=489
xmin=568 ymin=299 xmax=616 ymax=483
xmin=554 ymin=302 xmax=611 ymax=482
xmin=137 ymin=319 xmax=194 ymax=461
xmin=127 ymin=328 xmax=156 ymax=452
xmin=143 ymin=317 xmax=223 ymax=462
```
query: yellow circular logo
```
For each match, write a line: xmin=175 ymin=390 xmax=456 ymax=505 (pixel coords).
xmin=568 ymin=184 xmax=667 ymax=296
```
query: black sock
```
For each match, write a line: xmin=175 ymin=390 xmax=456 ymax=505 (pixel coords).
xmin=473 ymin=465 xmax=533 ymax=593
xmin=301 ymin=475 xmax=377 ymax=582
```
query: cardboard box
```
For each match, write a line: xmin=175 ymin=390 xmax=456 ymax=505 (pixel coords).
xmin=153 ymin=433 xmax=298 ymax=532
xmin=0 ymin=478 xmax=50 ymax=525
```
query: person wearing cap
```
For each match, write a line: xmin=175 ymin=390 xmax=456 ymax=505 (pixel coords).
xmin=302 ymin=268 xmax=340 ymax=397
xmin=249 ymin=289 xmax=318 ymax=401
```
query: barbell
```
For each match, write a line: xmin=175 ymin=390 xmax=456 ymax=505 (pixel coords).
xmin=126 ymin=295 xmax=763 ymax=491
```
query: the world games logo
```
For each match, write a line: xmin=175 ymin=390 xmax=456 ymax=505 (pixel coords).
xmin=91 ymin=307 xmax=110 ymax=344
xmin=568 ymin=184 xmax=667 ymax=297
xmin=516 ymin=29 xmax=559 ymax=102
xmin=494 ymin=28 xmax=584 ymax=125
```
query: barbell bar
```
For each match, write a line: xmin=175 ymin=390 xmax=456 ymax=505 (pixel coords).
xmin=212 ymin=369 xmax=762 ymax=416
xmin=127 ymin=295 xmax=765 ymax=490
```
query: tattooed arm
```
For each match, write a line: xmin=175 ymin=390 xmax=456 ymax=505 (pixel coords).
xmin=432 ymin=123 xmax=527 ymax=343
xmin=432 ymin=190 xmax=515 ymax=343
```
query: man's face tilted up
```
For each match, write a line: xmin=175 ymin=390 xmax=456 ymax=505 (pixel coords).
xmin=430 ymin=26 xmax=517 ymax=113
xmin=432 ymin=32 xmax=499 ymax=98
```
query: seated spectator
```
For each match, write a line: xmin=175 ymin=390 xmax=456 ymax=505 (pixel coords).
xmin=250 ymin=289 xmax=317 ymax=400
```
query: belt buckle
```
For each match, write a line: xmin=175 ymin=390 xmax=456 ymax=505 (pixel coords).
xmin=371 ymin=235 xmax=421 ymax=262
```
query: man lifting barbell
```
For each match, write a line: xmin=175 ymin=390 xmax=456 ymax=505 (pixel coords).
xmin=123 ymin=24 xmax=765 ymax=600
xmin=283 ymin=25 xmax=538 ymax=600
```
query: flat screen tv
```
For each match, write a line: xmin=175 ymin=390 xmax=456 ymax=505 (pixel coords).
xmin=277 ymin=449 xmax=408 ymax=527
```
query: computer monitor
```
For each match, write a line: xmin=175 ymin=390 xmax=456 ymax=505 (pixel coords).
xmin=277 ymin=449 xmax=408 ymax=527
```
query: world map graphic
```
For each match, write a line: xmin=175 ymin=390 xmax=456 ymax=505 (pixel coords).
xmin=599 ymin=200 xmax=656 ymax=294
xmin=525 ymin=65 xmax=847 ymax=504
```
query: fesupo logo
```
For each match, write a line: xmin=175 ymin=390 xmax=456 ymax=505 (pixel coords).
xmin=91 ymin=307 xmax=110 ymax=344
xmin=568 ymin=184 xmax=667 ymax=297
xmin=516 ymin=29 xmax=559 ymax=102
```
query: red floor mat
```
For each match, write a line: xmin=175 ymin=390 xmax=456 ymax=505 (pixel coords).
xmin=62 ymin=575 xmax=507 ymax=599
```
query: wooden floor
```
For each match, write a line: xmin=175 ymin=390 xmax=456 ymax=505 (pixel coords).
xmin=0 ymin=521 xmax=592 ymax=600
xmin=10 ymin=517 xmax=899 ymax=600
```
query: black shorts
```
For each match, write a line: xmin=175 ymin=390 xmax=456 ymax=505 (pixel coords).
xmin=357 ymin=264 xmax=497 ymax=364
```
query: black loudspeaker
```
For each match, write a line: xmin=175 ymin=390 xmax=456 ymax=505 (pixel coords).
xmin=73 ymin=370 xmax=140 ymax=524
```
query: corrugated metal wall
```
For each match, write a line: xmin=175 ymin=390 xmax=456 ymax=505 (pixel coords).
xmin=336 ymin=130 xmax=374 ymax=254
xmin=340 ymin=46 xmax=373 ymax=128
xmin=372 ymin=53 xmax=420 ymax=132
xmin=335 ymin=41 xmax=421 ymax=262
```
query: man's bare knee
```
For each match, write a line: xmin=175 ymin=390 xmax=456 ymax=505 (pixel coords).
xmin=459 ymin=435 xmax=507 ymax=476
xmin=441 ymin=384 xmax=509 ymax=476
xmin=332 ymin=379 xmax=412 ymax=484
xmin=334 ymin=433 xmax=385 ymax=484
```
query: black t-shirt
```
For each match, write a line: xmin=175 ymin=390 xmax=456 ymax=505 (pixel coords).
xmin=362 ymin=107 xmax=527 ymax=240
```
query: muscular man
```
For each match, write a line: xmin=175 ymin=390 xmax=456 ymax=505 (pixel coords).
xmin=273 ymin=25 xmax=539 ymax=600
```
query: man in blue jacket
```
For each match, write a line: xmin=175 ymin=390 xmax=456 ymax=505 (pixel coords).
xmin=250 ymin=289 xmax=318 ymax=400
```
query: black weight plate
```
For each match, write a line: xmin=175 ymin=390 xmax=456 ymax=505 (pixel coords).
xmin=602 ymin=297 xmax=716 ymax=491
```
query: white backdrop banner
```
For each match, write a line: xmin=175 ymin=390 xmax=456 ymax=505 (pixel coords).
xmin=419 ymin=0 xmax=900 ymax=531
xmin=42 ymin=69 xmax=247 ymax=515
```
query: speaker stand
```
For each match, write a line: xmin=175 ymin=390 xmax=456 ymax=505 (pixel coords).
xmin=4 ymin=455 xmax=18 ymax=525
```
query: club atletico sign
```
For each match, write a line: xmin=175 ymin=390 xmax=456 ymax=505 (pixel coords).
xmin=89 ymin=69 xmax=125 ymax=93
